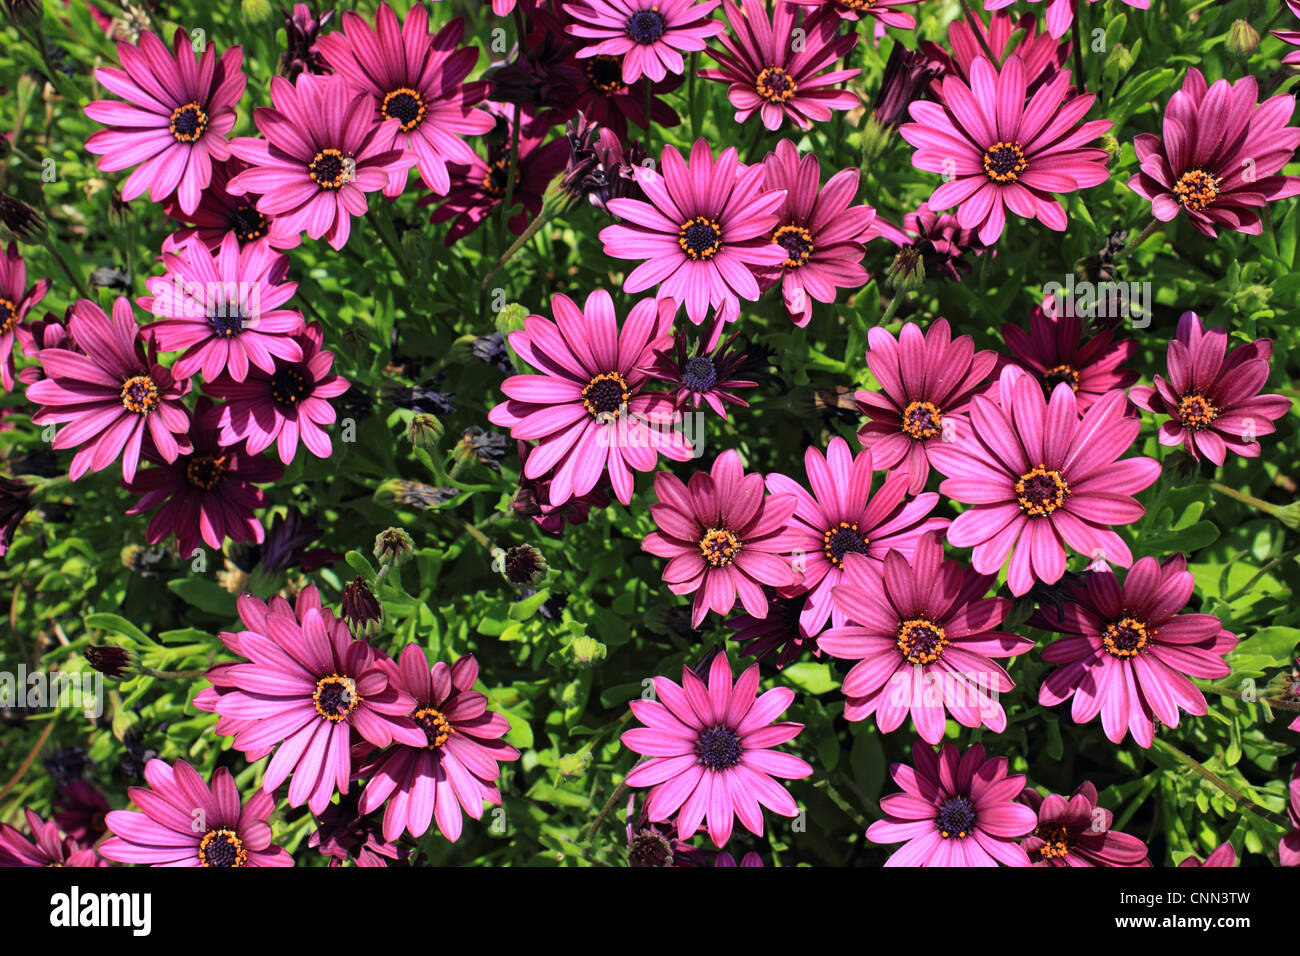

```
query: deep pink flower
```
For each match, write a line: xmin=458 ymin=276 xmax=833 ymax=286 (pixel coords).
xmin=726 ymin=591 xmax=818 ymax=670
xmin=101 ymin=759 xmax=292 ymax=866
xmin=228 ymin=73 xmax=417 ymax=250
xmin=0 ymin=808 xmax=104 ymax=867
xmin=927 ymin=367 xmax=1161 ymax=596
xmin=28 ymin=298 xmax=192 ymax=483
xmin=621 ymin=652 xmax=812 ymax=847
xmin=715 ymin=850 xmax=764 ymax=866
xmin=564 ymin=0 xmax=724 ymax=84
xmin=0 ymin=241 xmax=51 ymax=391
xmin=487 ymin=291 xmax=694 ymax=505
xmin=357 ymin=647 xmax=520 ymax=842
xmin=855 ymin=318 xmax=998 ymax=495
xmin=601 ymin=139 xmax=788 ymax=325
xmin=766 ymin=437 xmax=947 ymax=635
xmin=15 ymin=310 xmax=74 ymax=387
xmin=572 ymin=54 xmax=683 ymax=138
xmin=921 ymin=10 xmax=1070 ymax=99
xmin=1035 ymin=555 xmax=1239 ymax=748
xmin=900 ymin=56 xmax=1111 ymax=245
xmin=783 ymin=0 xmax=920 ymax=29
xmin=647 ymin=322 xmax=757 ymax=419
xmin=161 ymin=157 xmax=290 ymax=252
xmin=1281 ymin=763 xmax=1300 ymax=867
xmin=983 ymin=0 xmax=1149 ymax=39
xmin=867 ymin=741 xmax=1036 ymax=866
xmin=998 ymin=302 xmax=1137 ymax=412
xmin=644 ymin=449 xmax=800 ymax=627
xmin=893 ymin=202 xmax=987 ymax=281
xmin=512 ymin=439 xmax=612 ymax=533
xmin=1129 ymin=312 xmax=1290 ymax=465
xmin=758 ymin=140 xmax=876 ymax=327
xmin=1019 ymin=782 xmax=1150 ymax=866
xmin=85 ymin=29 xmax=246 ymax=215
xmin=140 ymin=233 xmax=306 ymax=382
xmin=700 ymin=0 xmax=860 ymax=132
xmin=820 ymin=532 xmax=1032 ymax=741
xmin=1274 ymin=0 xmax=1300 ymax=65
xmin=1129 ymin=68 xmax=1300 ymax=238
xmin=1179 ymin=843 xmax=1237 ymax=867
xmin=316 ymin=4 xmax=494 ymax=196
xmin=202 ymin=322 xmax=349 ymax=464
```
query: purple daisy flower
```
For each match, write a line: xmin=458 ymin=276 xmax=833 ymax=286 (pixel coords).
xmin=1179 ymin=843 xmax=1237 ymax=867
xmin=1129 ymin=68 xmax=1300 ymax=238
xmin=998 ymin=302 xmax=1137 ymax=412
xmin=601 ymin=139 xmax=788 ymax=326
xmin=100 ymin=758 xmax=292 ymax=866
xmin=140 ymin=233 xmax=306 ymax=382
xmin=621 ymin=651 xmax=813 ymax=847
xmin=897 ymin=202 xmax=987 ymax=281
xmin=0 ymin=808 xmax=104 ymax=867
xmin=1129 ymin=312 xmax=1291 ymax=466
xmin=356 ymin=647 xmax=520 ymax=842
xmin=900 ymin=56 xmax=1111 ymax=245
xmin=715 ymin=850 xmax=764 ymax=866
xmin=765 ymin=436 xmax=947 ymax=635
xmin=202 ymin=322 xmax=349 ymax=464
xmin=726 ymin=591 xmax=818 ymax=670
xmin=0 ymin=241 xmax=51 ymax=391
xmin=855 ymin=318 xmax=999 ymax=495
xmin=15 ymin=309 xmax=74 ymax=387
xmin=646 ymin=321 xmax=757 ymax=419
xmin=488 ymin=291 xmax=694 ymax=506
xmin=228 ymin=72 xmax=416 ymax=250
xmin=315 ymin=4 xmax=494 ymax=196
xmin=27 ymin=297 xmax=192 ymax=483
xmin=1274 ymin=1 xmax=1300 ymax=65
xmin=643 ymin=449 xmax=800 ymax=628
xmin=700 ymin=0 xmax=860 ymax=132
xmin=1019 ymin=782 xmax=1150 ymax=866
xmin=1035 ymin=555 xmax=1238 ymax=748
xmin=1280 ymin=764 xmax=1300 ymax=867
xmin=983 ymin=0 xmax=1149 ymax=40
xmin=926 ymin=367 xmax=1161 ymax=597
xmin=867 ymin=741 xmax=1036 ymax=866
xmin=161 ymin=157 xmax=289 ymax=252
xmin=563 ymin=0 xmax=725 ymax=84
xmin=572 ymin=53 xmax=683 ymax=139
xmin=758 ymin=139 xmax=876 ymax=327
xmin=819 ymin=532 xmax=1033 ymax=742
xmin=783 ymin=0 xmax=921 ymax=28
xmin=84 ymin=29 xmax=246 ymax=215
xmin=921 ymin=10 xmax=1070 ymax=99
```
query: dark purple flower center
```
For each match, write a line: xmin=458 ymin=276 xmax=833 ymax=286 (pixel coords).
xmin=1174 ymin=168 xmax=1221 ymax=211
xmin=1015 ymin=464 xmax=1069 ymax=517
xmin=197 ymin=827 xmax=247 ymax=867
xmin=901 ymin=399 xmax=942 ymax=440
xmin=823 ymin=520 xmax=868 ymax=568
xmin=897 ymin=617 xmax=948 ymax=665
xmin=772 ymin=224 xmax=814 ymax=268
xmin=682 ymin=355 xmax=718 ymax=393
xmin=936 ymin=795 xmax=976 ymax=839
xmin=699 ymin=527 xmax=741 ymax=567
xmin=231 ymin=204 xmax=269 ymax=245
xmin=695 ymin=724 xmax=742 ymax=771
xmin=625 ymin=8 xmax=667 ymax=44
xmin=582 ymin=371 xmax=630 ymax=421
xmin=413 ymin=706 xmax=454 ymax=750
xmin=185 ymin=454 xmax=229 ymax=491
xmin=1102 ymin=615 xmax=1150 ymax=659
xmin=208 ymin=305 xmax=246 ymax=338
xmin=585 ymin=54 xmax=627 ymax=94
xmin=309 ymin=148 xmax=351 ymax=190
xmin=169 ymin=101 xmax=209 ymax=143
xmin=482 ymin=158 xmax=520 ymax=198
xmin=0 ymin=297 xmax=17 ymax=335
xmin=313 ymin=674 xmax=361 ymax=722
xmin=270 ymin=367 xmax=312 ymax=407
xmin=678 ymin=216 xmax=722 ymax=260
xmin=1177 ymin=393 xmax=1218 ymax=430
xmin=1044 ymin=364 xmax=1079 ymax=392
xmin=982 ymin=140 xmax=1027 ymax=184
xmin=755 ymin=66 xmax=798 ymax=104
xmin=1035 ymin=823 xmax=1071 ymax=860
xmin=119 ymin=375 xmax=160 ymax=415
xmin=381 ymin=86 xmax=428 ymax=133
xmin=629 ymin=830 xmax=674 ymax=867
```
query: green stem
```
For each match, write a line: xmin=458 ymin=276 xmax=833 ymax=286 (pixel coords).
xmin=480 ymin=202 xmax=560 ymax=293
xmin=140 ymin=666 xmax=209 ymax=680
xmin=1117 ymin=218 xmax=1163 ymax=261
xmin=41 ymin=237 xmax=90 ymax=300
xmin=1209 ymin=480 xmax=1284 ymax=517
xmin=814 ymin=778 xmax=872 ymax=832
xmin=1152 ymin=738 xmax=1291 ymax=829
xmin=1204 ymin=684 xmax=1300 ymax=713
xmin=583 ymin=780 xmax=630 ymax=850
xmin=499 ymin=103 xmax=523 ymax=243
xmin=878 ymin=291 xmax=905 ymax=326
xmin=959 ymin=0 xmax=997 ymax=63
xmin=1222 ymin=548 xmax=1299 ymax=602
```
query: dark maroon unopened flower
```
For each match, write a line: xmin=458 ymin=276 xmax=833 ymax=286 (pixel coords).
xmin=564 ymin=0 xmax=724 ymax=84
xmin=85 ymin=644 xmax=134 ymax=679
xmin=342 ymin=576 xmax=383 ymax=637
xmin=0 ymin=808 xmax=104 ymax=867
xmin=280 ymin=3 xmax=334 ymax=80
xmin=1019 ymin=782 xmax=1150 ymax=866
xmin=874 ymin=43 xmax=943 ymax=130
xmin=999 ymin=303 xmax=1137 ymax=412
xmin=0 ymin=241 xmax=50 ymax=390
xmin=561 ymin=114 xmax=649 ymax=213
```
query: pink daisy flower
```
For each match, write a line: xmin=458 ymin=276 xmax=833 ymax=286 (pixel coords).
xmin=644 ymin=449 xmax=800 ymax=628
xmin=621 ymin=651 xmax=812 ymax=847
xmin=161 ymin=157 xmax=289 ymax=252
xmin=1129 ymin=312 xmax=1291 ymax=465
xmin=100 ymin=758 xmax=292 ymax=867
xmin=201 ymin=322 xmax=349 ymax=464
xmin=867 ymin=741 xmax=1036 ymax=866
xmin=1035 ymin=555 xmax=1239 ymax=747
xmin=315 ymin=4 xmax=494 ymax=196
xmin=1274 ymin=0 xmax=1300 ymax=65
xmin=140 ymin=233 xmax=306 ymax=382
xmin=27 ymin=298 xmax=192 ymax=483
xmin=200 ymin=587 xmax=424 ymax=815
xmin=892 ymin=202 xmax=987 ymax=282
xmin=0 ymin=808 xmax=103 ymax=867
xmin=15 ymin=310 xmax=74 ymax=387
xmin=572 ymin=54 xmax=683 ymax=139
xmin=357 ymin=646 xmax=520 ymax=842
xmin=700 ymin=0 xmax=860 ymax=132
xmin=921 ymin=10 xmax=1070 ymax=98
xmin=819 ymin=532 xmax=1033 ymax=742
xmin=998 ymin=301 xmax=1137 ymax=412
xmin=647 ymin=322 xmax=757 ymax=420
xmin=765 ymin=436 xmax=947 ymax=635
xmin=1281 ymin=764 xmax=1300 ymax=867
xmin=228 ymin=73 xmax=417 ymax=250
xmin=983 ymin=0 xmax=1149 ymax=40
xmin=1179 ymin=843 xmax=1237 ymax=867
xmin=1128 ymin=68 xmax=1300 ymax=238
xmin=715 ymin=850 xmax=764 ymax=866
xmin=0 ymin=241 xmax=51 ymax=391
xmin=855 ymin=318 xmax=998 ymax=496
xmin=487 ymin=291 xmax=695 ymax=506
xmin=927 ymin=367 xmax=1161 ymax=597
xmin=563 ymin=0 xmax=725 ymax=84
xmin=758 ymin=139 xmax=877 ymax=327
xmin=783 ymin=0 xmax=920 ymax=29
xmin=84 ymin=29 xmax=246 ymax=215
xmin=601 ymin=139 xmax=788 ymax=325
xmin=1019 ymin=782 xmax=1150 ymax=866
xmin=900 ymin=56 xmax=1111 ymax=245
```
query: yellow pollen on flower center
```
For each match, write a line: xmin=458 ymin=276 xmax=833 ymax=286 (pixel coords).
xmin=1102 ymin=615 xmax=1150 ymax=659
xmin=823 ymin=520 xmax=869 ymax=568
xmin=582 ymin=370 xmax=631 ymax=422
xmin=0 ymin=297 xmax=18 ymax=335
xmin=772 ymin=224 xmax=814 ymax=268
xmin=699 ymin=527 xmax=741 ymax=567
xmin=119 ymin=374 xmax=160 ymax=414
xmin=313 ymin=674 xmax=361 ymax=721
xmin=901 ymin=399 xmax=943 ymax=440
xmin=308 ymin=148 xmax=352 ymax=190
xmin=678 ymin=215 xmax=723 ymax=260
xmin=896 ymin=617 xmax=949 ymax=665
xmin=983 ymin=140 xmax=1028 ymax=184
xmin=1177 ymin=393 xmax=1219 ymax=430
xmin=1044 ymin=364 xmax=1080 ymax=391
xmin=1015 ymin=464 xmax=1070 ymax=517
xmin=413 ymin=706 xmax=455 ymax=750
xmin=755 ymin=66 xmax=798 ymax=103
xmin=1174 ymin=168 xmax=1221 ymax=211
xmin=380 ymin=86 xmax=428 ymax=133
xmin=1035 ymin=824 xmax=1071 ymax=860
xmin=197 ymin=827 xmax=248 ymax=867
xmin=168 ymin=101 xmax=208 ymax=143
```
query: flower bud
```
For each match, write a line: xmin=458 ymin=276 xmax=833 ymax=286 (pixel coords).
xmin=341 ymin=577 xmax=383 ymax=639
xmin=373 ymin=527 xmax=415 ymax=566
xmin=569 ymin=635 xmax=606 ymax=665
xmin=494 ymin=302 xmax=529 ymax=337
xmin=887 ymin=246 xmax=926 ymax=292
xmin=1227 ymin=19 xmax=1259 ymax=59
xmin=406 ymin=413 xmax=444 ymax=449
xmin=84 ymin=644 xmax=133 ymax=680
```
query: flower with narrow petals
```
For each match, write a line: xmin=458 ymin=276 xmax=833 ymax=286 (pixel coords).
xmin=983 ymin=0 xmax=1149 ymax=40
xmin=1019 ymin=782 xmax=1150 ymax=866
xmin=921 ymin=10 xmax=1070 ymax=99
xmin=1279 ymin=763 xmax=1299 ymax=867
xmin=999 ymin=302 xmax=1137 ymax=412
xmin=0 ymin=809 xmax=103 ymax=867
xmin=715 ymin=850 xmax=764 ymax=866
xmin=784 ymin=0 xmax=921 ymax=29
xmin=1273 ymin=0 xmax=1300 ymax=65
xmin=161 ymin=157 xmax=290 ymax=252
xmin=727 ymin=591 xmax=817 ymax=669
xmin=0 ymin=241 xmax=50 ymax=391
xmin=564 ymin=0 xmax=724 ymax=84
xmin=647 ymin=322 xmax=757 ymax=419
xmin=621 ymin=652 xmax=812 ymax=847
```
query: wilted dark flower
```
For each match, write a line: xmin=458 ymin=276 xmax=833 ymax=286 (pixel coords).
xmin=496 ymin=544 xmax=548 ymax=586
xmin=377 ymin=479 xmax=457 ymax=510
xmin=374 ymin=526 xmax=415 ymax=566
xmin=0 ymin=193 xmax=45 ymax=241
xmin=53 ymin=780 xmax=111 ymax=845
xmin=625 ymin=794 xmax=712 ymax=867
xmin=120 ymin=544 xmax=175 ymax=578
xmin=84 ymin=644 xmax=133 ymax=680
xmin=279 ymin=3 xmax=333 ymax=80
xmin=899 ymin=202 xmax=985 ymax=282
xmin=0 ymin=475 xmax=32 ymax=557
xmin=309 ymin=789 xmax=408 ymax=867
xmin=512 ymin=440 xmax=610 ymax=534
xmin=87 ymin=266 xmax=130 ymax=291
xmin=727 ymin=591 xmax=817 ymax=670
xmin=457 ymin=426 xmax=508 ymax=472
xmin=260 ymin=509 xmax=342 ymax=573
xmin=8 ymin=448 xmax=59 ymax=479
xmin=385 ymin=377 xmax=456 ymax=415
xmin=872 ymin=44 xmax=943 ymax=130
xmin=471 ymin=332 xmax=514 ymax=374
xmin=341 ymin=576 xmax=383 ymax=639
xmin=560 ymin=113 xmax=647 ymax=213
xmin=44 ymin=746 xmax=90 ymax=791
xmin=119 ymin=727 xmax=160 ymax=782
